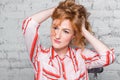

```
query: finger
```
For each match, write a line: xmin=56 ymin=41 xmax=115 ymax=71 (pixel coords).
xmin=81 ymin=16 xmax=86 ymax=27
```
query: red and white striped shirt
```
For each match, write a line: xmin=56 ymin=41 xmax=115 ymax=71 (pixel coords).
xmin=22 ymin=17 xmax=115 ymax=80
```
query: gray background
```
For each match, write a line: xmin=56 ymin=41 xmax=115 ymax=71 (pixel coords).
xmin=0 ymin=0 xmax=120 ymax=80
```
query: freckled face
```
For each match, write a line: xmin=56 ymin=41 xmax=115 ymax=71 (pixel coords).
xmin=50 ymin=19 xmax=74 ymax=50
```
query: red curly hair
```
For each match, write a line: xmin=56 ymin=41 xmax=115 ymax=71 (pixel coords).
xmin=51 ymin=0 xmax=93 ymax=50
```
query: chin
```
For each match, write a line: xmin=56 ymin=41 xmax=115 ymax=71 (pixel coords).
xmin=52 ymin=44 xmax=68 ymax=51
xmin=52 ymin=45 xmax=61 ymax=49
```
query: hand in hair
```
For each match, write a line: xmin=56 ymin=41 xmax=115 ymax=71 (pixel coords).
xmin=81 ymin=16 xmax=87 ymax=36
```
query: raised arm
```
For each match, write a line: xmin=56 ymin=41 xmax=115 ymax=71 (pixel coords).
xmin=31 ymin=7 xmax=55 ymax=23
xmin=22 ymin=7 xmax=64 ymax=79
xmin=82 ymin=25 xmax=110 ymax=53
xmin=81 ymin=18 xmax=115 ymax=69
xmin=22 ymin=7 xmax=55 ymax=61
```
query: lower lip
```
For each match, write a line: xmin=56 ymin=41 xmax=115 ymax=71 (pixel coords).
xmin=54 ymin=39 xmax=61 ymax=44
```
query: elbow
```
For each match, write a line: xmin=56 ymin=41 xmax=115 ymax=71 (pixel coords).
xmin=103 ymin=49 xmax=115 ymax=66
xmin=22 ymin=18 xmax=28 ymax=31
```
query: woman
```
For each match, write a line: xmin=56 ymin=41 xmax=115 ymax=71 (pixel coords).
xmin=22 ymin=0 xmax=115 ymax=80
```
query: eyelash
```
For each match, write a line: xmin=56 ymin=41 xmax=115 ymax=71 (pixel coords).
xmin=64 ymin=30 xmax=69 ymax=34
xmin=53 ymin=26 xmax=58 ymax=30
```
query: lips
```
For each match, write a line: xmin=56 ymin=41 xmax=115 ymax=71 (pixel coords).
xmin=54 ymin=39 xmax=61 ymax=44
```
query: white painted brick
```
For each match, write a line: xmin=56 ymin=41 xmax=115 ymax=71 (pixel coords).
xmin=100 ymin=36 xmax=120 ymax=48
xmin=92 ymin=19 xmax=111 ymax=35
xmin=0 ymin=51 xmax=7 ymax=59
xmin=79 ymin=0 xmax=96 ymax=2
xmin=19 ymin=50 xmax=30 ymax=60
xmin=2 ymin=11 xmax=25 ymax=18
xmin=90 ymin=10 xmax=114 ymax=18
xmin=0 ymin=0 xmax=11 ymax=4
xmin=117 ymin=2 xmax=120 ymax=9
xmin=0 ymin=0 xmax=23 ymax=5
xmin=16 ymin=4 xmax=32 ymax=11
xmin=100 ymin=70 xmax=120 ymax=80
xmin=115 ymin=0 xmax=120 ymax=2
xmin=116 ymin=55 xmax=120 ymax=65
xmin=111 ymin=19 xmax=120 ymax=28
xmin=0 ymin=68 xmax=33 ymax=80
xmin=93 ymin=0 xmax=107 ymax=10
xmin=92 ymin=0 xmax=117 ymax=10
xmin=107 ymin=0 xmax=117 ymax=10
xmin=0 ymin=60 xmax=10 ymax=68
xmin=79 ymin=2 xmax=94 ymax=10
xmin=114 ymin=10 xmax=120 ymax=18
xmin=31 ymin=3 xmax=47 ymax=11
xmin=0 ymin=68 xmax=13 ymax=80
xmin=3 ymin=3 xmax=17 ymax=11
xmin=19 ymin=68 xmax=34 ymax=80
xmin=7 ymin=52 xmax=20 ymax=61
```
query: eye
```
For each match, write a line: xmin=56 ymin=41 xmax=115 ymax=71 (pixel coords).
xmin=52 ymin=26 xmax=58 ymax=30
xmin=64 ymin=30 xmax=70 ymax=34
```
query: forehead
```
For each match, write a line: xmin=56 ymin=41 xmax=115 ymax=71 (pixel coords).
xmin=52 ymin=19 xmax=73 ymax=29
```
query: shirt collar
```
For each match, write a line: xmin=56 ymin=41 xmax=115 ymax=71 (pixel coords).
xmin=51 ymin=46 xmax=72 ymax=59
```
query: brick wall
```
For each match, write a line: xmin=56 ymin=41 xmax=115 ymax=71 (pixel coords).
xmin=0 ymin=0 xmax=120 ymax=80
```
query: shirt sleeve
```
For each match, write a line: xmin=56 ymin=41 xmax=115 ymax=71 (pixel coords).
xmin=81 ymin=48 xmax=115 ymax=69
xmin=22 ymin=17 xmax=41 ymax=61
xmin=22 ymin=18 xmax=61 ymax=80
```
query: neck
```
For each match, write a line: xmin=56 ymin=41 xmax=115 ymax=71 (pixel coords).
xmin=54 ymin=46 xmax=69 ymax=59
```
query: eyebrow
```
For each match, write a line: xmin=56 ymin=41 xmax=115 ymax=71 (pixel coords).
xmin=63 ymin=28 xmax=72 ymax=32
xmin=52 ymin=21 xmax=61 ymax=27
xmin=52 ymin=23 xmax=59 ymax=27
xmin=52 ymin=22 xmax=73 ymax=32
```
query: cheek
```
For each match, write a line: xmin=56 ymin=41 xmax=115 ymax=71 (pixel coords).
xmin=63 ymin=36 xmax=73 ymax=42
xmin=50 ymin=30 xmax=55 ymax=39
xmin=50 ymin=29 xmax=55 ymax=37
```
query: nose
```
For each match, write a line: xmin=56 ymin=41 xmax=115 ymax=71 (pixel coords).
xmin=55 ymin=30 xmax=61 ymax=39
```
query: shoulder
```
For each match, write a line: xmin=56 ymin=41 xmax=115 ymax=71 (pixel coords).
xmin=71 ymin=47 xmax=97 ymax=59
xmin=70 ymin=47 xmax=82 ymax=53
xmin=70 ymin=47 xmax=87 ymax=62
xmin=70 ymin=47 xmax=83 ymax=58
xmin=70 ymin=47 xmax=93 ymax=55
